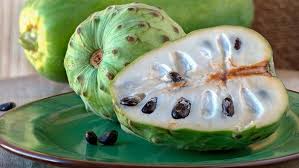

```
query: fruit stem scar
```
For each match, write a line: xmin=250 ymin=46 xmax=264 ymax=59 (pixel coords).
xmin=90 ymin=49 xmax=103 ymax=68
xmin=207 ymin=60 xmax=271 ymax=83
xmin=19 ymin=27 xmax=38 ymax=52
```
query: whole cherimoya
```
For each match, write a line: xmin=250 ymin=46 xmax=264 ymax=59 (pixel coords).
xmin=110 ymin=26 xmax=289 ymax=151
xmin=19 ymin=0 xmax=253 ymax=82
xmin=64 ymin=3 xmax=185 ymax=120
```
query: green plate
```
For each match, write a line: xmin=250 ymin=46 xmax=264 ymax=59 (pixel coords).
xmin=0 ymin=91 xmax=299 ymax=168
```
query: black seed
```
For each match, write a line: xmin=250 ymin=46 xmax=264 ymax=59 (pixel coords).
xmin=222 ymin=97 xmax=234 ymax=117
xmin=168 ymin=72 xmax=184 ymax=82
xmin=85 ymin=131 xmax=97 ymax=145
xmin=162 ymin=35 xmax=170 ymax=43
xmin=98 ymin=130 xmax=118 ymax=145
xmin=172 ymin=97 xmax=191 ymax=119
xmin=0 ymin=102 xmax=16 ymax=111
xmin=142 ymin=97 xmax=158 ymax=114
xmin=107 ymin=6 xmax=113 ymax=10
xmin=111 ymin=12 xmax=116 ymax=17
xmin=120 ymin=95 xmax=143 ymax=106
xmin=234 ymin=38 xmax=241 ymax=50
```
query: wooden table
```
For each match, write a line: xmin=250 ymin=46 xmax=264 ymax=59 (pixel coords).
xmin=0 ymin=70 xmax=298 ymax=168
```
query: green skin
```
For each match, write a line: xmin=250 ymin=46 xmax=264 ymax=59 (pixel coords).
xmin=64 ymin=3 xmax=185 ymax=120
xmin=115 ymin=106 xmax=281 ymax=151
xmin=19 ymin=0 xmax=253 ymax=82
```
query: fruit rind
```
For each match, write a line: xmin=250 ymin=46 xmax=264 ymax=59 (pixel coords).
xmin=110 ymin=26 xmax=289 ymax=150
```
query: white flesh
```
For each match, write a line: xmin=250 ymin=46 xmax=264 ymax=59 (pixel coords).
xmin=113 ymin=26 xmax=288 ymax=132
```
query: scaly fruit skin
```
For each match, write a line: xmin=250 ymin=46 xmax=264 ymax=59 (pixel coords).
xmin=64 ymin=3 xmax=185 ymax=120
xmin=20 ymin=0 xmax=253 ymax=82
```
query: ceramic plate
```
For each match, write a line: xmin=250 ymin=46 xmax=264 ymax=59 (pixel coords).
xmin=0 ymin=91 xmax=299 ymax=168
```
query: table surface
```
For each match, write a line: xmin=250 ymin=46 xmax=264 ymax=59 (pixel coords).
xmin=0 ymin=70 xmax=298 ymax=168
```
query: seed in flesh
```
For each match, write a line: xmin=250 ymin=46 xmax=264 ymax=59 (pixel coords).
xmin=172 ymin=97 xmax=191 ymax=119
xmin=168 ymin=72 xmax=184 ymax=82
xmin=141 ymin=97 xmax=158 ymax=114
xmin=98 ymin=130 xmax=118 ymax=145
xmin=120 ymin=93 xmax=145 ymax=106
xmin=85 ymin=131 xmax=97 ymax=145
xmin=222 ymin=97 xmax=234 ymax=117
xmin=234 ymin=38 xmax=241 ymax=50
xmin=0 ymin=102 xmax=16 ymax=111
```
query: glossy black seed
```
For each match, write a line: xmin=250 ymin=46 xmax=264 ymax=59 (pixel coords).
xmin=0 ymin=102 xmax=16 ymax=111
xmin=222 ymin=97 xmax=234 ymax=117
xmin=120 ymin=94 xmax=145 ymax=106
xmin=172 ymin=97 xmax=191 ymax=119
xmin=98 ymin=130 xmax=118 ymax=145
xmin=234 ymin=38 xmax=241 ymax=50
xmin=142 ymin=97 xmax=158 ymax=114
xmin=168 ymin=72 xmax=184 ymax=82
xmin=85 ymin=131 xmax=97 ymax=145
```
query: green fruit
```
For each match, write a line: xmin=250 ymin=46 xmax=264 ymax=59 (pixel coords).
xmin=110 ymin=26 xmax=289 ymax=151
xmin=64 ymin=3 xmax=185 ymax=120
xmin=19 ymin=0 xmax=253 ymax=82
xmin=19 ymin=0 xmax=107 ymax=82
xmin=115 ymin=0 xmax=254 ymax=33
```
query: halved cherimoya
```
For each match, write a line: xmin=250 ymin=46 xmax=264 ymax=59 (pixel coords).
xmin=110 ymin=26 xmax=289 ymax=151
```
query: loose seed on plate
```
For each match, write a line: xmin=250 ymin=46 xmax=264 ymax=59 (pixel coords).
xmin=172 ymin=97 xmax=191 ymax=119
xmin=142 ymin=97 xmax=158 ymax=114
xmin=0 ymin=102 xmax=16 ymax=111
xmin=85 ymin=131 xmax=98 ymax=145
xmin=98 ymin=130 xmax=118 ymax=145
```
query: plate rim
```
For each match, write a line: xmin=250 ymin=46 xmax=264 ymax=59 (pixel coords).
xmin=0 ymin=90 xmax=298 ymax=168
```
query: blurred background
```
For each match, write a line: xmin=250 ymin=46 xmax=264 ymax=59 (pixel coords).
xmin=0 ymin=0 xmax=298 ymax=80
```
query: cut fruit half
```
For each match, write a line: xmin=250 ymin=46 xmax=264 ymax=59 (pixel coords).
xmin=110 ymin=26 xmax=289 ymax=151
